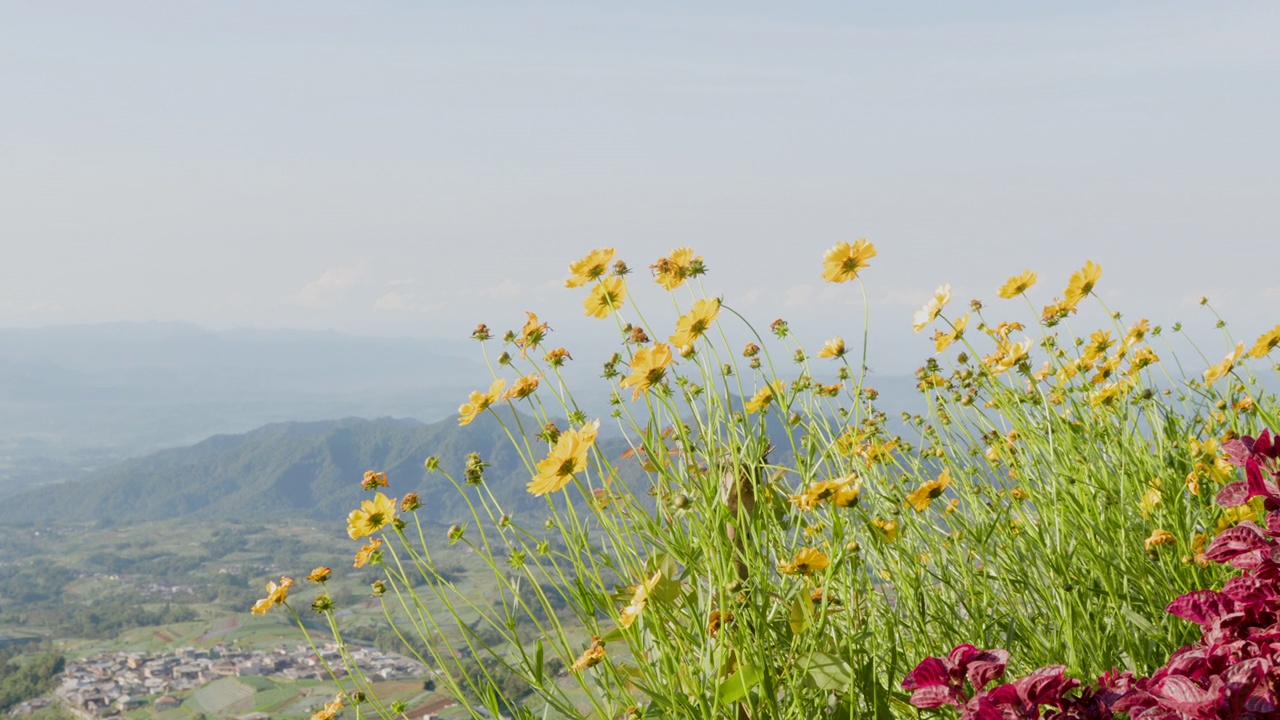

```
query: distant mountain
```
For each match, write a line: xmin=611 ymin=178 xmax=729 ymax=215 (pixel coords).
xmin=0 ymin=414 xmax=570 ymax=527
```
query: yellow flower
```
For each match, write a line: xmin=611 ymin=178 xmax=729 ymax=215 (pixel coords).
xmin=669 ymin=298 xmax=721 ymax=350
xmin=744 ymin=380 xmax=784 ymax=414
xmin=1127 ymin=346 xmax=1160 ymax=374
xmin=618 ymin=344 xmax=673 ymax=400
xmin=1248 ymin=324 xmax=1280 ymax=358
xmin=1063 ymin=260 xmax=1102 ymax=306
xmin=309 ymin=695 xmax=344 ymax=720
xmin=618 ymin=572 xmax=662 ymax=629
xmin=778 ymin=547 xmax=830 ymax=575
xmin=871 ymin=518 xmax=898 ymax=542
xmin=652 ymin=247 xmax=702 ymax=290
xmin=1139 ymin=480 xmax=1162 ymax=518
xmin=1089 ymin=381 xmax=1128 ymax=407
xmin=1143 ymin=528 xmax=1176 ymax=553
xmin=584 ymin=276 xmax=627 ymax=318
xmin=1081 ymin=329 xmax=1114 ymax=364
xmin=1123 ymin=319 xmax=1150 ymax=349
xmin=571 ymin=636 xmax=606 ymax=672
xmin=353 ymin=538 xmax=383 ymax=568
xmin=347 ymin=492 xmax=398 ymax=540
xmin=906 ymin=468 xmax=952 ymax=512
xmin=984 ymin=337 xmax=1032 ymax=375
xmin=997 ymin=270 xmax=1037 ymax=299
xmin=527 ymin=420 xmax=600 ymax=495
xmin=458 ymin=378 xmax=506 ymax=426
xmin=821 ymin=239 xmax=877 ymax=283
xmin=565 ymin=248 xmax=616 ymax=288
xmin=816 ymin=336 xmax=846 ymax=359
xmin=912 ymin=284 xmax=951 ymax=333
xmin=933 ymin=314 xmax=968 ymax=353
xmin=251 ymin=576 xmax=294 ymax=615
xmin=790 ymin=474 xmax=862 ymax=511
xmin=306 ymin=566 xmax=332 ymax=583
xmin=502 ymin=374 xmax=541 ymax=402
xmin=515 ymin=312 xmax=550 ymax=355
xmin=1203 ymin=342 xmax=1245 ymax=383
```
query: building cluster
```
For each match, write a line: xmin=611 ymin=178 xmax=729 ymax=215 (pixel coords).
xmin=12 ymin=644 xmax=424 ymax=718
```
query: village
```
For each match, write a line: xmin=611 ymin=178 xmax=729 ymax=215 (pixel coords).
xmin=10 ymin=643 xmax=427 ymax=719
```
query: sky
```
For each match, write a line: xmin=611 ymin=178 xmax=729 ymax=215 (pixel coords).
xmin=3 ymin=1 xmax=1278 ymax=370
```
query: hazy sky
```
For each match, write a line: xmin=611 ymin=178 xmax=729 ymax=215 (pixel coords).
xmin=3 ymin=2 xmax=1278 ymax=368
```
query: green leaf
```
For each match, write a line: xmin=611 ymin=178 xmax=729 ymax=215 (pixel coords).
xmin=716 ymin=661 xmax=763 ymax=704
xmin=533 ymin=638 xmax=544 ymax=685
xmin=805 ymin=651 xmax=851 ymax=691
xmin=1121 ymin=606 xmax=1161 ymax=637
xmin=789 ymin=595 xmax=813 ymax=634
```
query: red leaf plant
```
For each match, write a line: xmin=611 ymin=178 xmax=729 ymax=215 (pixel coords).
xmin=902 ymin=429 xmax=1280 ymax=719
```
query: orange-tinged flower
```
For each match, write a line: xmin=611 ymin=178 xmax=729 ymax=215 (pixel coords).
xmin=816 ymin=336 xmax=846 ymax=359
xmin=571 ymin=636 xmax=606 ymax=671
xmin=997 ymin=270 xmax=1038 ymax=299
xmin=458 ymin=379 xmax=505 ymax=426
xmin=933 ymin=314 xmax=968 ymax=353
xmin=1081 ymin=329 xmax=1114 ymax=364
xmin=1144 ymin=528 xmax=1176 ymax=553
xmin=347 ymin=492 xmax=397 ymax=539
xmin=515 ymin=312 xmax=550 ymax=355
xmin=652 ymin=247 xmax=702 ymax=290
xmin=353 ymin=538 xmax=383 ymax=568
xmin=1063 ymin=260 xmax=1102 ymax=306
xmin=617 ymin=571 xmax=662 ymax=629
xmin=619 ymin=343 xmax=673 ymax=400
xmin=906 ymin=468 xmax=952 ymax=512
xmin=984 ymin=337 xmax=1032 ymax=375
xmin=790 ymin=474 xmax=861 ymax=511
xmin=251 ymin=576 xmax=294 ymax=615
xmin=1128 ymin=346 xmax=1160 ymax=374
xmin=584 ymin=276 xmax=627 ymax=318
xmin=502 ymin=374 xmax=541 ymax=402
xmin=871 ymin=518 xmax=898 ymax=542
xmin=565 ymin=248 xmax=616 ymax=288
xmin=1203 ymin=342 xmax=1245 ymax=383
xmin=309 ymin=694 xmax=344 ymax=720
xmin=527 ymin=420 xmax=600 ymax=495
xmin=360 ymin=470 xmax=388 ymax=490
xmin=306 ymin=566 xmax=332 ymax=583
xmin=669 ymin=298 xmax=720 ymax=350
xmin=821 ymin=239 xmax=877 ymax=283
xmin=912 ymin=284 xmax=951 ymax=333
xmin=1248 ymin=324 xmax=1280 ymax=358
xmin=744 ymin=380 xmax=784 ymax=414
xmin=778 ymin=547 xmax=830 ymax=575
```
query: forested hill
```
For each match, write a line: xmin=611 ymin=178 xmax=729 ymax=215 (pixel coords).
xmin=0 ymin=414 xmax=585 ymax=526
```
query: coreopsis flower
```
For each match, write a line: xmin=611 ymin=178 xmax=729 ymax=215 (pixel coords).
xmin=933 ymin=314 xmax=968 ymax=353
xmin=906 ymin=468 xmax=953 ymax=512
xmin=1143 ymin=528 xmax=1176 ymax=553
xmin=571 ymin=636 xmax=606 ymax=671
xmin=821 ymin=239 xmax=877 ymax=283
xmin=457 ymin=378 xmax=505 ymax=426
xmin=347 ymin=492 xmax=397 ymax=540
xmin=912 ymin=284 xmax=951 ymax=333
xmin=618 ymin=571 xmax=662 ymax=629
xmin=1203 ymin=342 xmax=1245 ymax=383
xmin=527 ymin=420 xmax=600 ymax=495
xmin=651 ymin=247 xmax=703 ymax=290
xmin=669 ymin=298 xmax=720 ymax=350
xmin=584 ymin=276 xmax=627 ymax=318
xmin=565 ymin=248 xmax=616 ymax=288
xmin=871 ymin=518 xmax=898 ymax=542
xmin=744 ymin=380 xmax=784 ymax=414
xmin=742 ymin=342 xmax=760 ymax=357
xmin=778 ymin=547 xmax=830 ymax=575
xmin=1063 ymin=260 xmax=1102 ymax=307
xmin=791 ymin=474 xmax=862 ymax=511
xmin=1040 ymin=298 xmax=1075 ymax=326
xmin=1248 ymin=324 xmax=1280 ymax=358
xmin=544 ymin=347 xmax=573 ymax=366
xmin=310 ymin=694 xmax=344 ymax=720
xmin=1123 ymin=318 xmax=1150 ymax=349
xmin=1139 ymin=481 xmax=1162 ymax=518
xmin=1127 ymin=346 xmax=1160 ymax=374
xmin=997 ymin=270 xmax=1037 ymax=299
xmin=618 ymin=343 xmax=674 ymax=400
xmin=306 ymin=566 xmax=332 ymax=583
xmin=353 ymin=538 xmax=383 ymax=568
xmin=1089 ymin=381 xmax=1127 ymax=407
xmin=251 ymin=576 xmax=294 ymax=615
xmin=816 ymin=336 xmax=846 ymax=359
xmin=1080 ymin=329 xmax=1114 ymax=364
xmin=502 ymin=374 xmax=541 ymax=402
xmin=514 ymin=312 xmax=550 ymax=355
xmin=984 ymin=337 xmax=1032 ymax=375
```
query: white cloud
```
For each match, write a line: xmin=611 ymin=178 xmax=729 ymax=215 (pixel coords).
xmin=289 ymin=263 xmax=371 ymax=309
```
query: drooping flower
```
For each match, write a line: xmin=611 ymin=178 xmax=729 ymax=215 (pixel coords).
xmin=514 ymin=312 xmax=550 ymax=355
xmin=618 ymin=572 xmax=662 ymax=629
xmin=1203 ymin=342 xmax=1245 ymax=384
xmin=816 ymin=336 xmax=846 ymax=359
xmin=744 ymin=380 xmax=784 ymax=414
xmin=821 ymin=239 xmax=877 ymax=283
xmin=906 ymin=468 xmax=953 ymax=512
xmin=651 ymin=247 xmax=703 ymax=290
xmin=669 ymin=298 xmax=720 ymax=350
xmin=309 ymin=694 xmax=344 ymax=720
xmin=502 ymin=374 xmax=541 ymax=402
xmin=997 ymin=270 xmax=1037 ymax=299
xmin=1144 ymin=528 xmax=1176 ymax=552
xmin=347 ymin=492 xmax=398 ymax=540
xmin=458 ymin=379 xmax=506 ymax=426
xmin=584 ymin=276 xmax=627 ymax=318
xmin=565 ymin=248 xmax=616 ymax=288
xmin=360 ymin=471 xmax=388 ymax=490
xmin=571 ymin=636 xmax=606 ymax=671
xmin=1063 ymin=260 xmax=1102 ymax=307
xmin=306 ymin=566 xmax=332 ymax=583
xmin=933 ymin=314 xmax=968 ymax=353
xmin=251 ymin=576 xmax=294 ymax=615
xmin=1248 ymin=324 xmax=1280 ymax=358
xmin=353 ymin=538 xmax=383 ymax=568
xmin=527 ymin=420 xmax=600 ymax=495
xmin=912 ymin=284 xmax=951 ymax=333
xmin=778 ymin=547 xmax=830 ymax=575
xmin=618 ymin=343 xmax=674 ymax=400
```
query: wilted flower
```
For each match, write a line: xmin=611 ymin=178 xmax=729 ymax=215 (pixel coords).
xmin=821 ymin=239 xmax=877 ymax=283
xmin=651 ymin=247 xmax=703 ymax=290
xmin=502 ymin=374 xmax=541 ymax=402
xmin=458 ymin=379 xmax=506 ymax=426
xmin=309 ymin=694 xmax=344 ymax=720
xmin=306 ymin=566 xmax=332 ymax=583
xmin=360 ymin=470 xmax=388 ymax=490
xmin=1144 ymin=528 xmax=1176 ymax=553
xmin=353 ymin=538 xmax=383 ymax=568
xmin=1203 ymin=342 xmax=1245 ymax=383
xmin=514 ymin=312 xmax=550 ymax=355
xmin=618 ymin=572 xmax=662 ymax=629
xmin=571 ymin=636 xmax=606 ymax=671
xmin=933 ymin=314 xmax=968 ymax=353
